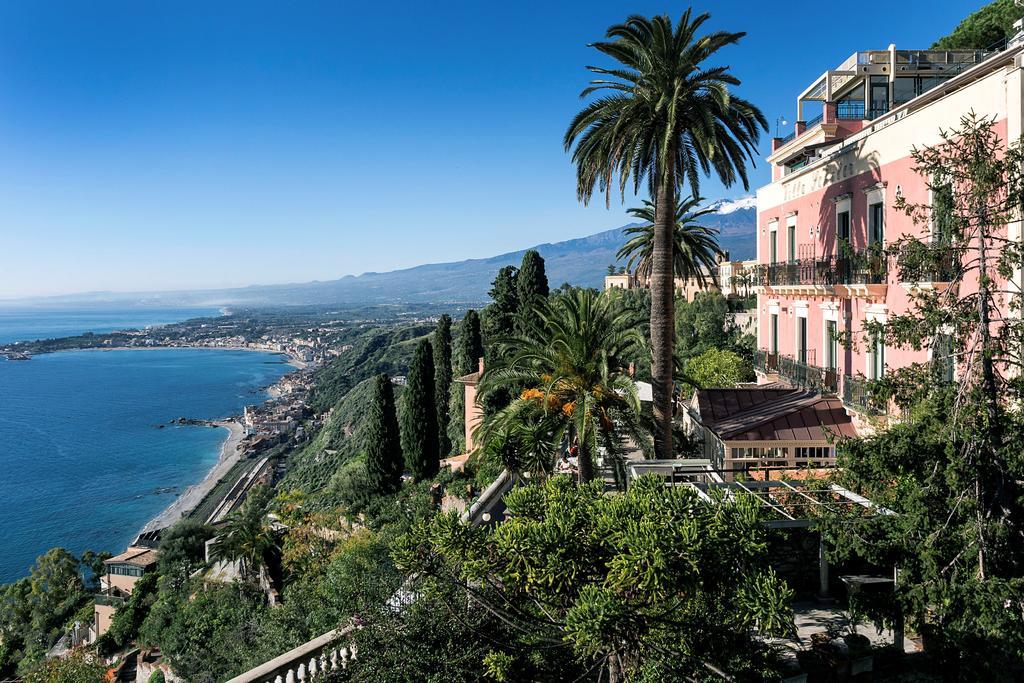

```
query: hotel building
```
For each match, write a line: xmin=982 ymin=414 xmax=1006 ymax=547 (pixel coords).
xmin=753 ymin=42 xmax=1024 ymax=423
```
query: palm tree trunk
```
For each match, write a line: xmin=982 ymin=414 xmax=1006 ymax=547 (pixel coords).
xmin=651 ymin=160 xmax=677 ymax=460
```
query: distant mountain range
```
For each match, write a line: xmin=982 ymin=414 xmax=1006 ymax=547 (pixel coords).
xmin=12 ymin=199 xmax=755 ymax=308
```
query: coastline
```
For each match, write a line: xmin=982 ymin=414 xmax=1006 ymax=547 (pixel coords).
xmin=139 ymin=419 xmax=247 ymax=534
xmin=62 ymin=344 xmax=306 ymax=369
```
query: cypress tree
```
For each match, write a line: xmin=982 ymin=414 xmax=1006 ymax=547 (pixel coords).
xmin=453 ymin=310 xmax=484 ymax=375
xmin=516 ymin=249 xmax=550 ymax=335
xmin=400 ymin=339 xmax=440 ymax=480
xmin=433 ymin=315 xmax=453 ymax=458
xmin=482 ymin=266 xmax=520 ymax=416
xmin=449 ymin=309 xmax=483 ymax=453
xmin=483 ymin=265 xmax=518 ymax=353
xmin=364 ymin=374 xmax=403 ymax=494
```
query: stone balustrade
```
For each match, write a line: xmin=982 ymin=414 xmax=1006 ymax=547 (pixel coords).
xmin=223 ymin=627 xmax=355 ymax=683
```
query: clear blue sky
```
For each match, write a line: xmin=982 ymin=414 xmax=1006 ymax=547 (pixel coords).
xmin=0 ymin=0 xmax=986 ymax=298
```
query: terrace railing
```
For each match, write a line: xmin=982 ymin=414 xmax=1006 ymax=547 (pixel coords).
xmin=841 ymin=375 xmax=884 ymax=415
xmin=836 ymin=101 xmax=866 ymax=120
xmin=224 ymin=627 xmax=355 ymax=683
xmin=756 ymin=247 xmax=887 ymax=289
xmin=753 ymin=349 xmax=779 ymax=375
xmin=775 ymin=351 xmax=839 ymax=395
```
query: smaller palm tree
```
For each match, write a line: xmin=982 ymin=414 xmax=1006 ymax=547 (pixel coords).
xmin=477 ymin=288 xmax=649 ymax=484
xmin=618 ymin=196 xmax=723 ymax=289
xmin=210 ymin=488 xmax=278 ymax=582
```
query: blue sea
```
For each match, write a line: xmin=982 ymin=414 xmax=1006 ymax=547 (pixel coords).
xmin=0 ymin=306 xmax=222 ymax=344
xmin=0 ymin=346 xmax=290 ymax=585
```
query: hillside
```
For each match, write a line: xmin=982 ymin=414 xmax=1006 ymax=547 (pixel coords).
xmin=14 ymin=200 xmax=755 ymax=307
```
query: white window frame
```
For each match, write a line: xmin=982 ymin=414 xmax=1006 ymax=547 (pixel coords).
xmin=834 ymin=195 xmax=852 ymax=252
xmin=768 ymin=220 xmax=779 ymax=264
xmin=865 ymin=304 xmax=887 ymax=379
xmin=821 ymin=303 xmax=840 ymax=372
xmin=865 ymin=185 xmax=886 ymax=248
xmin=786 ymin=215 xmax=798 ymax=263
xmin=794 ymin=302 xmax=809 ymax=363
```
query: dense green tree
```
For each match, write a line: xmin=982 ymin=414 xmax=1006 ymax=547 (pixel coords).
xmin=401 ymin=339 xmax=440 ymax=481
xmin=619 ymin=196 xmax=723 ymax=286
xmin=683 ymin=347 xmax=752 ymax=393
xmin=0 ymin=548 xmax=91 ymax=674
xmin=675 ymin=291 xmax=751 ymax=363
xmin=478 ymin=288 xmax=648 ymax=483
xmin=157 ymin=519 xmax=214 ymax=585
xmin=22 ymin=650 xmax=107 ymax=683
xmin=146 ymin=582 xmax=266 ymax=683
xmin=396 ymin=475 xmax=794 ymax=683
xmin=432 ymin=315 xmax=454 ymax=457
xmin=565 ymin=11 xmax=766 ymax=461
xmin=515 ymin=250 xmax=549 ymax=335
xmin=363 ymin=374 xmax=404 ymax=494
xmin=449 ymin=309 xmax=484 ymax=453
xmin=932 ymin=0 xmax=1024 ymax=50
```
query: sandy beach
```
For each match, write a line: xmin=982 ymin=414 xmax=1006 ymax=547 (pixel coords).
xmin=140 ymin=419 xmax=246 ymax=533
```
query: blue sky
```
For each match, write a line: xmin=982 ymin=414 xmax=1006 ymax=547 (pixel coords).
xmin=0 ymin=0 xmax=986 ymax=298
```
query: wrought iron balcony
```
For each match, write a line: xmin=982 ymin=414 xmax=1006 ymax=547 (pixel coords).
xmin=897 ymin=243 xmax=956 ymax=284
xmin=756 ymin=247 xmax=887 ymax=289
xmin=753 ymin=349 xmax=779 ymax=374
xmin=841 ymin=375 xmax=884 ymax=415
xmin=772 ymin=350 xmax=839 ymax=395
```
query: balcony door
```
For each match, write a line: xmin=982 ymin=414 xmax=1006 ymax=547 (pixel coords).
xmin=869 ymin=330 xmax=886 ymax=380
xmin=770 ymin=313 xmax=779 ymax=354
xmin=869 ymin=202 xmax=885 ymax=247
xmin=769 ymin=230 xmax=778 ymax=264
xmin=797 ymin=316 xmax=808 ymax=363
xmin=836 ymin=210 xmax=850 ymax=251
xmin=825 ymin=320 xmax=838 ymax=370
xmin=787 ymin=224 xmax=797 ymax=263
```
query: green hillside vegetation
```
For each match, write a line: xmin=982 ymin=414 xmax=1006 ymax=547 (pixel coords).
xmin=309 ymin=323 xmax=431 ymax=413
xmin=932 ymin=0 xmax=1024 ymax=50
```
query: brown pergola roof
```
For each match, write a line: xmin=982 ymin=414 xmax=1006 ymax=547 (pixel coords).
xmin=694 ymin=388 xmax=857 ymax=443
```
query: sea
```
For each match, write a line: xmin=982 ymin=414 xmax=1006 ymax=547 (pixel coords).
xmin=0 ymin=306 xmax=222 ymax=344
xmin=0 ymin=309 xmax=291 ymax=584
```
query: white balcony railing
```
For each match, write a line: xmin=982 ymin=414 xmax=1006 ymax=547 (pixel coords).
xmin=223 ymin=627 xmax=355 ymax=683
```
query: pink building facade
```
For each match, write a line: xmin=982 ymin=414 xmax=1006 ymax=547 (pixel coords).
xmin=754 ymin=45 xmax=1024 ymax=418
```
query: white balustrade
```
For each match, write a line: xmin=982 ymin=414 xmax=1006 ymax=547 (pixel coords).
xmin=223 ymin=627 xmax=355 ymax=683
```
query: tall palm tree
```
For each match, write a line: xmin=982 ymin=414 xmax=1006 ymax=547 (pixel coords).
xmin=477 ymin=289 xmax=648 ymax=484
xmin=618 ymin=195 xmax=723 ymax=287
xmin=564 ymin=11 xmax=766 ymax=461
